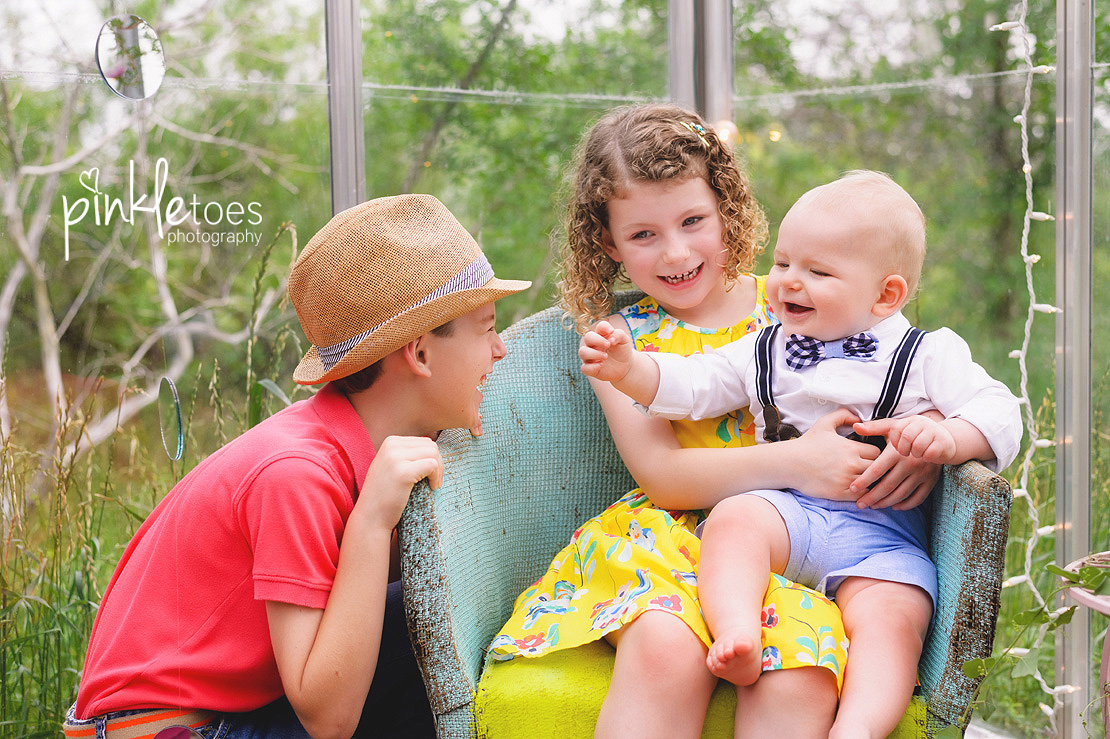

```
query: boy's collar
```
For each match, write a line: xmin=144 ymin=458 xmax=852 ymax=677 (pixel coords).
xmin=311 ymin=383 xmax=374 ymax=489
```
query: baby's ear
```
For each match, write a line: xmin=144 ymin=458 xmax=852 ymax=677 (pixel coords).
xmin=873 ymin=274 xmax=909 ymax=318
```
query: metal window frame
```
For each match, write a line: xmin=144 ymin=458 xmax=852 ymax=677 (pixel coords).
xmin=669 ymin=0 xmax=733 ymax=122
xmin=325 ymin=0 xmax=366 ymax=215
xmin=1056 ymin=0 xmax=1094 ymax=736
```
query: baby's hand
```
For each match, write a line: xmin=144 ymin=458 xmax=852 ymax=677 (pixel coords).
xmin=579 ymin=320 xmax=635 ymax=383
xmin=853 ymin=415 xmax=958 ymax=465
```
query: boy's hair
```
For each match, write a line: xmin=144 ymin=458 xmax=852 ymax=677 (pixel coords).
xmin=801 ymin=170 xmax=927 ymax=297
xmin=558 ymin=103 xmax=768 ymax=329
xmin=331 ymin=319 xmax=456 ymax=396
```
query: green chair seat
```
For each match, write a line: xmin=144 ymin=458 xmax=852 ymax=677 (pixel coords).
xmin=475 ymin=641 xmax=933 ymax=737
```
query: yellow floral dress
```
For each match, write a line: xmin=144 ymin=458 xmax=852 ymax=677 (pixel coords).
xmin=489 ymin=278 xmax=848 ymax=690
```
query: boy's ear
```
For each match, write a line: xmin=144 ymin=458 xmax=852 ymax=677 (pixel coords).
xmin=400 ymin=335 xmax=434 ymax=378
xmin=600 ymin=227 xmax=622 ymax=262
xmin=873 ymin=274 xmax=909 ymax=318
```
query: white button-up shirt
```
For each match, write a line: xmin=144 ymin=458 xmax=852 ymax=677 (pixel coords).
xmin=647 ymin=312 xmax=1022 ymax=472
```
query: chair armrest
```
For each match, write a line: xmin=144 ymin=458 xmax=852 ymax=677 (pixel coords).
xmin=919 ymin=460 xmax=1013 ymax=729
xmin=398 ymin=305 xmax=635 ymax=728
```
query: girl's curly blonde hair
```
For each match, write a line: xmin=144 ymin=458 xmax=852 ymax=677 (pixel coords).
xmin=558 ymin=103 xmax=768 ymax=330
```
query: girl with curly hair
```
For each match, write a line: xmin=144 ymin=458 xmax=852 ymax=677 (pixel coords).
xmin=491 ymin=104 xmax=939 ymax=738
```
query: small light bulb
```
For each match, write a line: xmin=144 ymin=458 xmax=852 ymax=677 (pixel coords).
xmin=713 ymin=120 xmax=739 ymax=146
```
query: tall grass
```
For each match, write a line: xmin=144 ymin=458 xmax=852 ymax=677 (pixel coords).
xmin=0 ymin=357 xmax=256 ymax=739
xmin=971 ymin=387 xmax=1110 ymax=737
xmin=1 ymin=393 xmax=126 ymax=738
xmin=0 ymin=224 xmax=302 ymax=739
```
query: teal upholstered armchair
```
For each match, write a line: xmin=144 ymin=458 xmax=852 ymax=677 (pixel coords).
xmin=398 ymin=300 xmax=1013 ymax=738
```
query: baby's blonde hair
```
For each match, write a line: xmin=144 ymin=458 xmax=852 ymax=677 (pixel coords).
xmin=557 ymin=103 xmax=768 ymax=330
xmin=798 ymin=170 xmax=927 ymax=297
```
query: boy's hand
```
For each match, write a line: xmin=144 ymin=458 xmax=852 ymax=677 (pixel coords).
xmin=357 ymin=435 xmax=444 ymax=530
xmin=579 ymin=320 xmax=636 ymax=383
xmin=853 ymin=415 xmax=957 ymax=465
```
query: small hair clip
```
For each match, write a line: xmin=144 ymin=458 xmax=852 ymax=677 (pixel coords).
xmin=681 ymin=121 xmax=710 ymax=147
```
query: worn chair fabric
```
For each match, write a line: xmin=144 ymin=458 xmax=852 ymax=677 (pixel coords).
xmin=398 ymin=301 xmax=1013 ymax=738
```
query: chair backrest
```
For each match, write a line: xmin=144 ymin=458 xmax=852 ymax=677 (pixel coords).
xmin=399 ymin=303 xmax=636 ymax=716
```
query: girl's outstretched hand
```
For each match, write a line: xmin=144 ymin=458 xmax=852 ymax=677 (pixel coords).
xmin=579 ymin=320 xmax=635 ymax=383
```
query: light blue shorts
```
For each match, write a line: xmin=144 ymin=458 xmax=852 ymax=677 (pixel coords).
xmin=744 ymin=488 xmax=938 ymax=610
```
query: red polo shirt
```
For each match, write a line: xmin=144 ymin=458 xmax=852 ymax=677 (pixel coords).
xmin=76 ymin=383 xmax=374 ymax=717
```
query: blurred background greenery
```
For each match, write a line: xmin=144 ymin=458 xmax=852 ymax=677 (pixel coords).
xmin=0 ymin=0 xmax=1105 ymax=737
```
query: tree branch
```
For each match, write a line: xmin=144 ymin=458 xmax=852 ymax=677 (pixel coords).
xmin=401 ymin=0 xmax=519 ymax=193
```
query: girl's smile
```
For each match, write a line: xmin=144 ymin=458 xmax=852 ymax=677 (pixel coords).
xmin=601 ymin=177 xmax=751 ymax=326
xmin=661 ymin=264 xmax=703 ymax=285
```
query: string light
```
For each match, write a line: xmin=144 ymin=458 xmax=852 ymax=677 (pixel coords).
xmin=994 ymin=0 xmax=1076 ymax=716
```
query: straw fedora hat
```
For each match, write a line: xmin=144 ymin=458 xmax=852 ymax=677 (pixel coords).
xmin=289 ymin=194 xmax=531 ymax=385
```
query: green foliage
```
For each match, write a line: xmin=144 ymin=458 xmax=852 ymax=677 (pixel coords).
xmin=358 ymin=0 xmax=670 ymax=322
xmin=1 ymin=396 xmax=129 ymax=738
xmin=960 ymin=561 xmax=1108 ymax=729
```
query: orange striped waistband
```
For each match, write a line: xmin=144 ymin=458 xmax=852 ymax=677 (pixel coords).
xmin=63 ymin=708 xmax=216 ymax=739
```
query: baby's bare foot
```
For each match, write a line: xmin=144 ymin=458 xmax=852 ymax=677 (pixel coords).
xmin=706 ymin=631 xmax=762 ymax=686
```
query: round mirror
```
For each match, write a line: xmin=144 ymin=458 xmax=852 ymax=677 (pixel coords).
xmin=158 ymin=376 xmax=184 ymax=461
xmin=96 ymin=14 xmax=165 ymax=100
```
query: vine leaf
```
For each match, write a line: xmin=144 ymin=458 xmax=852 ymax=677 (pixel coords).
xmin=1011 ymin=647 xmax=1041 ymax=679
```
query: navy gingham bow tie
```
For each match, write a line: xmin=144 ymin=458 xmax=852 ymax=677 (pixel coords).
xmin=784 ymin=332 xmax=879 ymax=370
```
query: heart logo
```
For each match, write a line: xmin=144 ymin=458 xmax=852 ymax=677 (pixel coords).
xmin=79 ymin=167 xmax=100 ymax=194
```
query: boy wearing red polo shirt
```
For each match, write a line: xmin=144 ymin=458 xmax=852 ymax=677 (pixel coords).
xmin=66 ymin=195 xmax=530 ymax=739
